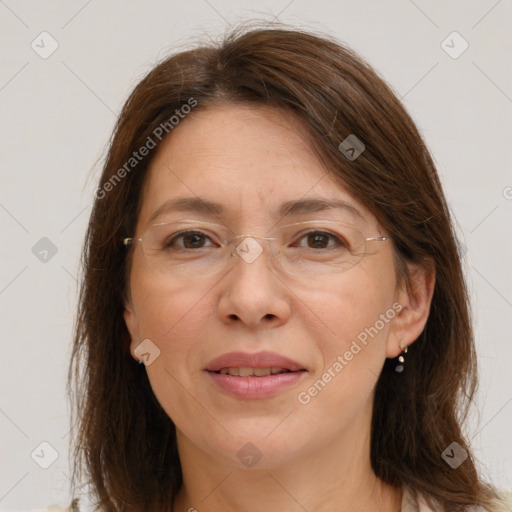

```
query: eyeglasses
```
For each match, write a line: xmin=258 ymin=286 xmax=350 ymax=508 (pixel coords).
xmin=123 ymin=219 xmax=387 ymax=282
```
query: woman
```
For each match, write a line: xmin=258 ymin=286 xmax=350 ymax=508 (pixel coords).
xmin=60 ymin=26 xmax=511 ymax=511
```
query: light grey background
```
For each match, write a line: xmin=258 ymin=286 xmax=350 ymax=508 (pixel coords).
xmin=1 ymin=1 xmax=511 ymax=510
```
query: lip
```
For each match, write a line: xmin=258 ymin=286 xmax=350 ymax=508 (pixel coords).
xmin=204 ymin=350 xmax=308 ymax=399
xmin=204 ymin=350 xmax=306 ymax=372
xmin=206 ymin=370 xmax=307 ymax=399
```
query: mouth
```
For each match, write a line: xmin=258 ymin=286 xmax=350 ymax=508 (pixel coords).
xmin=204 ymin=350 xmax=307 ymax=373
xmin=203 ymin=351 xmax=308 ymax=398
xmin=211 ymin=367 xmax=306 ymax=377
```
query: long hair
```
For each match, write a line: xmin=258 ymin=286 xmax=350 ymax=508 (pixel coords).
xmin=68 ymin=25 xmax=501 ymax=511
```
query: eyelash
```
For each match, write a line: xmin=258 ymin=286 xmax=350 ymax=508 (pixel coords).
xmin=165 ymin=230 xmax=348 ymax=250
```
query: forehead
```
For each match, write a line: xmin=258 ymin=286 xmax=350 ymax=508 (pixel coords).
xmin=138 ymin=104 xmax=376 ymax=228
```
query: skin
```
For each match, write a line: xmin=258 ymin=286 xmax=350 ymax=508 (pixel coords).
xmin=124 ymin=104 xmax=435 ymax=512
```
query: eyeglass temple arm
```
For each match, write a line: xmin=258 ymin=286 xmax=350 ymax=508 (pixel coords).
xmin=123 ymin=237 xmax=141 ymax=246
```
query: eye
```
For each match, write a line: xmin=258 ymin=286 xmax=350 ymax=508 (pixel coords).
xmin=164 ymin=230 xmax=216 ymax=250
xmin=294 ymin=230 xmax=348 ymax=250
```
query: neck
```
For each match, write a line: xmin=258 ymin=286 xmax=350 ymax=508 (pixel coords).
xmin=172 ymin=407 xmax=401 ymax=512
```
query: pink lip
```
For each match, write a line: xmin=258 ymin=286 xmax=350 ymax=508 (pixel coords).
xmin=204 ymin=350 xmax=306 ymax=372
xmin=204 ymin=350 xmax=308 ymax=399
xmin=206 ymin=371 xmax=307 ymax=399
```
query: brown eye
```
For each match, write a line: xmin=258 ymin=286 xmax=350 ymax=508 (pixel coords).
xmin=165 ymin=231 xmax=214 ymax=249
xmin=307 ymin=233 xmax=329 ymax=249
xmin=296 ymin=231 xmax=347 ymax=250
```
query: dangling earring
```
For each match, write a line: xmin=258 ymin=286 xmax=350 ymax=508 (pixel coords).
xmin=394 ymin=345 xmax=408 ymax=373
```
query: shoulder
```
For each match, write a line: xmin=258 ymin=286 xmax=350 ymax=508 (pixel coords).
xmin=489 ymin=489 xmax=512 ymax=512
xmin=31 ymin=499 xmax=80 ymax=512
xmin=402 ymin=488 xmax=512 ymax=512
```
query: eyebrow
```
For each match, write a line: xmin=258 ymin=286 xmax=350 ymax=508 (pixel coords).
xmin=148 ymin=196 xmax=363 ymax=224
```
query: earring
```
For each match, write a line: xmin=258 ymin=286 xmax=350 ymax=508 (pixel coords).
xmin=131 ymin=355 xmax=144 ymax=366
xmin=394 ymin=345 xmax=408 ymax=373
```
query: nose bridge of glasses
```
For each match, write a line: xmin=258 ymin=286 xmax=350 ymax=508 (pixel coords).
xmin=229 ymin=233 xmax=279 ymax=265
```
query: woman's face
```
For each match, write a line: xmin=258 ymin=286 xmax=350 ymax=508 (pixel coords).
xmin=125 ymin=104 xmax=410 ymax=469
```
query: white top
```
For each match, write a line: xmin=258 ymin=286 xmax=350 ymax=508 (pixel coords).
xmin=401 ymin=488 xmax=512 ymax=512
xmin=32 ymin=489 xmax=512 ymax=512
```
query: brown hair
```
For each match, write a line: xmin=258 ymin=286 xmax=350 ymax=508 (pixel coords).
xmin=68 ymin=25 xmax=500 ymax=511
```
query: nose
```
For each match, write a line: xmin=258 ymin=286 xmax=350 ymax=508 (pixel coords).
xmin=216 ymin=236 xmax=291 ymax=328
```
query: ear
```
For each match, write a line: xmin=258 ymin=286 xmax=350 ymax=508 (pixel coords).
xmin=124 ymin=299 xmax=141 ymax=360
xmin=386 ymin=262 xmax=435 ymax=359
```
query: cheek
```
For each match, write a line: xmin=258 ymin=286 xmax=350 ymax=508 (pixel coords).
xmin=129 ymin=267 xmax=220 ymax=423
xmin=302 ymin=264 xmax=396 ymax=391
xmin=130 ymin=250 xmax=212 ymax=337
xmin=129 ymin=265 xmax=221 ymax=379
xmin=307 ymin=270 xmax=393 ymax=344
